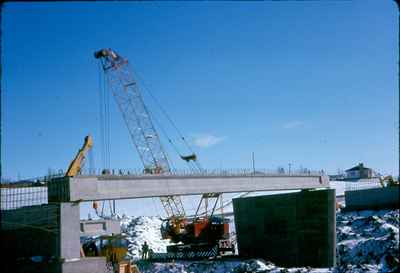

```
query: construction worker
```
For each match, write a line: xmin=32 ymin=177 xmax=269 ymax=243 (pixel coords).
xmin=148 ymin=248 xmax=154 ymax=259
xmin=141 ymin=241 xmax=149 ymax=259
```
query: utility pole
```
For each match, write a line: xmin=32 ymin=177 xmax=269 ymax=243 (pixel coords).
xmin=252 ymin=152 xmax=255 ymax=174
xmin=0 ymin=8 xmax=2 ymax=184
xmin=288 ymin=163 xmax=292 ymax=175
xmin=397 ymin=0 xmax=400 ymax=180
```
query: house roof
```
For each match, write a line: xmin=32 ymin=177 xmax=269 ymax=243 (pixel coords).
xmin=345 ymin=163 xmax=372 ymax=172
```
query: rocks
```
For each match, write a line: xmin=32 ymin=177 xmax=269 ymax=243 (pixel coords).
xmin=336 ymin=209 xmax=399 ymax=272
xmin=124 ymin=209 xmax=399 ymax=272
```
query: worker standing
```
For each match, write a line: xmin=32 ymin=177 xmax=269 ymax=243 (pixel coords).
xmin=141 ymin=241 xmax=149 ymax=260
xmin=148 ymin=248 xmax=154 ymax=259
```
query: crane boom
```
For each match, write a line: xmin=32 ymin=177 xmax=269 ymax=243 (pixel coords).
xmin=66 ymin=135 xmax=93 ymax=177
xmin=94 ymin=48 xmax=185 ymax=217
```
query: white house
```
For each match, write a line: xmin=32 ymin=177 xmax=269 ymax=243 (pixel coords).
xmin=345 ymin=163 xmax=373 ymax=180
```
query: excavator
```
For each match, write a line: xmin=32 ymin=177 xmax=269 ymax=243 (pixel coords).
xmin=82 ymin=234 xmax=139 ymax=273
xmin=65 ymin=135 xmax=93 ymax=177
xmin=66 ymin=136 xmax=137 ymax=272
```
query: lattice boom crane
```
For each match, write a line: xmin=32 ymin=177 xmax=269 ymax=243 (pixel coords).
xmin=94 ymin=48 xmax=185 ymax=218
xmin=94 ymin=49 xmax=234 ymax=258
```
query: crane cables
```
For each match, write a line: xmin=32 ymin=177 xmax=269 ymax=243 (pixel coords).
xmin=97 ymin=61 xmax=111 ymax=170
xmin=132 ymin=68 xmax=203 ymax=172
xmin=97 ymin=61 xmax=114 ymax=218
xmin=186 ymin=191 xmax=253 ymax=218
xmin=149 ymin=109 xmax=199 ymax=173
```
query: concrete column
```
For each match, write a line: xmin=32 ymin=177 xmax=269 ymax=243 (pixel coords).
xmin=1 ymin=202 xmax=80 ymax=261
xmin=233 ymin=189 xmax=336 ymax=267
xmin=59 ymin=203 xmax=81 ymax=260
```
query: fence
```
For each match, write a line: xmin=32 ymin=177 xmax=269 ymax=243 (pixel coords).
xmin=0 ymin=174 xmax=61 ymax=210
xmin=1 ymin=185 xmax=48 ymax=211
xmin=344 ymin=178 xmax=382 ymax=192
xmin=78 ymin=167 xmax=325 ymax=177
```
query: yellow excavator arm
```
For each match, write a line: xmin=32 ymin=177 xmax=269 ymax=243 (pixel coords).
xmin=65 ymin=135 xmax=93 ymax=177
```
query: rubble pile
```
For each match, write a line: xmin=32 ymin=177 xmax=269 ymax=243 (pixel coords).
xmin=121 ymin=209 xmax=399 ymax=273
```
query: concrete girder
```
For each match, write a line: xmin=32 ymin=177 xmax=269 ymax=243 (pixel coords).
xmin=48 ymin=175 xmax=329 ymax=202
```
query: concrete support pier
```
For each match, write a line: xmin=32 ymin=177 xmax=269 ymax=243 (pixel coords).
xmin=2 ymin=203 xmax=80 ymax=260
xmin=233 ymin=189 xmax=336 ymax=267
xmin=345 ymin=186 xmax=400 ymax=211
xmin=1 ymin=203 xmax=107 ymax=273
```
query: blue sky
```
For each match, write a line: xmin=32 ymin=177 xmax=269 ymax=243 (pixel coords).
xmin=2 ymin=1 xmax=398 ymax=180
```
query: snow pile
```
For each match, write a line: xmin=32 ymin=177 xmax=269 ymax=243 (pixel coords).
xmin=120 ymin=215 xmax=171 ymax=260
xmin=231 ymin=259 xmax=291 ymax=273
xmin=336 ymin=209 xmax=399 ymax=272
xmin=137 ymin=260 xmax=240 ymax=273
xmin=121 ymin=209 xmax=399 ymax=273
xmin=136 ymin=259 xmax=331 ymax=273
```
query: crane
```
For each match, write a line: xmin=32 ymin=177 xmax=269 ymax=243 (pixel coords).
xmin=94 ymin=49 xmax=233 ymax=259
xmin=94 ymin=48 xmax=187 ymax=219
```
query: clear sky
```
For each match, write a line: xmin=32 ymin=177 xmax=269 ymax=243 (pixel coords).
xmin=2 ymin=1 xmax=398 ymax=180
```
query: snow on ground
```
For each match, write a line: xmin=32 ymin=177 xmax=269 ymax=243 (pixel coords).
xmin=135 ymin=259 xmax=334 ymax=273
xmin=335 ymin=209 xmax=399 ymax=273
xmin=119 ymin=208 xmax=399 ymax=273
xmin=120 ymin=215 xmax=171 ymax=260
xmin=135 ymin=259 xmax=335 ymax=273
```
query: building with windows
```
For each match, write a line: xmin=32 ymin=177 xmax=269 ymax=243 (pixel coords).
xmin=345 ymin=163 xmax=373 ymax=179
